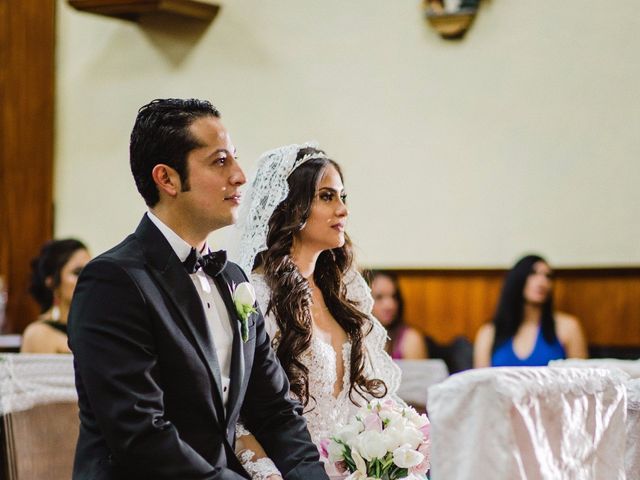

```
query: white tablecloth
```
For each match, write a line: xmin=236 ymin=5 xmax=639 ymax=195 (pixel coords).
xmin=428 ymin=367 xmax=627 ymax=479
xmin=550 ymin=358 xmax=640 ymax=378
xmin=0 ymin=353 xmax=76 ymax=415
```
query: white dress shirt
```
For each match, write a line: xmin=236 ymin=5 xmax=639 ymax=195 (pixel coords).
xmin=147 ymin=211 xmax=233 ymax=407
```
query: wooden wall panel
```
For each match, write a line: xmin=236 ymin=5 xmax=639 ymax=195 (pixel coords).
xmin=396 ymin=269 xmax=640 ymax=348
xmin=553 ymin=272 xmax=640 ymax=346
xmin=0 ymin=0 xmax=56 ymax=333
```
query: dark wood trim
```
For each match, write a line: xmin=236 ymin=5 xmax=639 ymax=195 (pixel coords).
xmin=68 ymin=0 xmax=220 ymax=21
xmin=388 ymin=267 xmax=640 ymax=277
xmin=0 ymin=0 xmax=56 ymax=333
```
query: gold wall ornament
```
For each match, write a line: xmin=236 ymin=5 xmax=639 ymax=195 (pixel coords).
xmin=424 ymin=0 xmax=481 ymax=40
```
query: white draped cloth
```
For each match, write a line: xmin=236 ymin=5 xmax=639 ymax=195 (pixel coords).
xmin=428 ymin=367 xmax=627 ymax=480
xmin=550 ymin=359 xmax=640 ymax=479
xmin=0 ymin=353 xmax=76 ymax=415
xmin=550 ymin=358 xmax=640 ymax=379
xmin=626 ymin=379 xmax=640 ymax=479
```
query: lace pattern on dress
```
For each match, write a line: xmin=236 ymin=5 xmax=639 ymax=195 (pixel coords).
xmin=250 ymin=269 xmax=401 ymax=446
xmin=342 ymin=269 xmax=402 ymax=405
xmin=238 ymin=449 xmax=280 ymax=480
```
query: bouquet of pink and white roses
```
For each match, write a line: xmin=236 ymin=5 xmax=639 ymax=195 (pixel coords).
xmin=320 ymin=399 xmax=430 ymax=480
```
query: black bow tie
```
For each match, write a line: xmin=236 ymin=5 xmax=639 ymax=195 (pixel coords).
xmin=183 ymin=248 xmax=227 ymax=277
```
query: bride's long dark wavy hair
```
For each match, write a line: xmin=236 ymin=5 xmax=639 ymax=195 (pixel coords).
xmin=253 ymin=147 xmax=387 ymax=407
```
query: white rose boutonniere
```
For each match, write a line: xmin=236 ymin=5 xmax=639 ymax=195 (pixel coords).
xmin=232 ymin=282 xmax=257 ymax=342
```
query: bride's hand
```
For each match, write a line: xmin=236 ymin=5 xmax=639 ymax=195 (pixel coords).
xmin=266 ymin=475 xmax=283 ymax=480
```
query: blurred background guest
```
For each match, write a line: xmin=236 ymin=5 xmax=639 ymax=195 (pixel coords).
xmin=22 ymin=238 xmax=90 ymax=353
xmin=368 ymin=270 xmax=428 ymax=360
xmin=474 ymin=254 xmax=588 ymax=368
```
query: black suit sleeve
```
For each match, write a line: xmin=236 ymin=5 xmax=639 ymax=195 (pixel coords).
xmin=237 ymin=272 xmax=328 ymax=480
xmin=68 ymin=259 xmax=245 ymax=480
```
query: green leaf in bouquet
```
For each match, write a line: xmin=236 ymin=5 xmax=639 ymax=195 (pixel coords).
xmin=340 ymin=444 xmax=356 ymax=472
xmin=380 ymin=455 xmax=395 ymax=469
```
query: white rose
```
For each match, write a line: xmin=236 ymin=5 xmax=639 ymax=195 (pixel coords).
xmin=337 ymin=422 xmax=364 ymax=444
xmin=345 ymin=470 xmax=377 ymax=480
xmin=327 ymin=439 xmax=345 ymax=463
xmin=382 ymin=426 xmax=405 ymax=451
xmin=392 ymin=444 xmax=424 ymax=469
xmin=399 ymin=474 xmax=425 ymax=480
xmin=379 ymin=409 xmax=405 ymax=428
xmin=400 ymin=427 xmax=424 ymax=450
xmin=357 ymin=430 xmax=388 ymax=461
xmin=403 ymin=408 xmax=429 ymax=429
xmin=233 ymin=282 xmax=256 ymax=306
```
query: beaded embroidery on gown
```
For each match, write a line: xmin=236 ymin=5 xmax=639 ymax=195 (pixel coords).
xmin=236 ymin=269 xmax=401 ymax=479
xmin=255 ymin=268 xmax=401 ymax=444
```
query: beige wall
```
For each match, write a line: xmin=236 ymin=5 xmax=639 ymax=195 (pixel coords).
xmin=55 ymin=0 xmax=640 ymax=268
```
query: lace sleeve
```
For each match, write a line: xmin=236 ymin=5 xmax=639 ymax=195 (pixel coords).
xmin=344 ymin=269 xmax=403 ymax=403
xmin=251 ymin=273 xmax=280 ymax=345
xmin=235 ymin=422 xmax=281 ymax=480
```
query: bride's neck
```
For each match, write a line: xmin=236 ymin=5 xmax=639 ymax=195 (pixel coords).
xmin=290 ymin=242 xmax=321 ymax=280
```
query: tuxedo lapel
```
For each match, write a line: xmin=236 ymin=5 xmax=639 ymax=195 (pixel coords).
xmin=213 ymin=271 xmax=245 ymax=422
xmin=135 ymin=216 xmax=226 ymax=421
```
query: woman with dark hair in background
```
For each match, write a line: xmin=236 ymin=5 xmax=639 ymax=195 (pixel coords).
xmin=368 ymin=270 xmax=428 ymax=360
xmin=473 ymin=254 xmax=588 ymax=368
xmin=233 ymin=143 xmax=402 ymax=478
xmin=22 ymin=238 xmax=90 ymax=353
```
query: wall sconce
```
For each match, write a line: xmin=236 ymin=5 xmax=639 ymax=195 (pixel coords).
xmin=424 ymin=0 xmax=481 ymax=40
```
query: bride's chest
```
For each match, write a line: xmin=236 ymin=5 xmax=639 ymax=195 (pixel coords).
xmin=301 ymin=337 xmax=352 ymax=396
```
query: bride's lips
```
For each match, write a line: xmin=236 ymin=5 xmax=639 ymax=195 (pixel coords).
xmin=331 ymin=222 xmax=345 ymax=232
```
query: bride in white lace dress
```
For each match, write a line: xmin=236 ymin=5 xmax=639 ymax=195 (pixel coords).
xmin=233 ymin=143 xmax=401 ymax=479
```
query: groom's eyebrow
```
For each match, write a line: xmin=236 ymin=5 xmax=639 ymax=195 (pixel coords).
xmin=205 ymin=148 xmax=237 ymax=158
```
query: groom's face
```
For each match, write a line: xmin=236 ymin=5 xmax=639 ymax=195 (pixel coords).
xmin=176 ymin=116 xmax=246 ymax=231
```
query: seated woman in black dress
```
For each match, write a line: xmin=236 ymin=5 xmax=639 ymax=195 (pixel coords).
xmin=22 ymin=238 xmax=90 ymax=353
xmin=474 ymin=254 xmax=587 ymax=367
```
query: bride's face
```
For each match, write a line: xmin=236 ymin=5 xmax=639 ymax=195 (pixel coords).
xmin=296 ymin=165 xmax=348 ymax=252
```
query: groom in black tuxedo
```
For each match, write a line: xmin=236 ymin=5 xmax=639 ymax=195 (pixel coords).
xmin=68 ymin=99 xmax=327 ymax=480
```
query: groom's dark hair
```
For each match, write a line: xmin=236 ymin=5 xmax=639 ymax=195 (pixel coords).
xmin=130 ymin=98 xmax=221 ymax=207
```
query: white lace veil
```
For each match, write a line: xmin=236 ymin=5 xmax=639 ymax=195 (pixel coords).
xmin=233 ymin=142 xmax=402 ymax=405
xmin=235 ymin=142 xmax=327 ymax=274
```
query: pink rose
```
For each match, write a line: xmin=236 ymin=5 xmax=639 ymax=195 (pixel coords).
xmin=410 ymin=440 xmax=431 ymax=475
xmin=382 ymin=399 xmax=396 ymax=408
xmin=363 ymin=413 xmax=383 ymax=433
xmin=319 ymin=438 xmax=330 ymax=458
xmin=335 ymin=460 xmax=348 ymax=474
xmin=419 ymin=421 xmax=430 ymax=440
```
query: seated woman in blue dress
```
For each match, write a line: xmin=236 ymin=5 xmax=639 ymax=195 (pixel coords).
xmin=473 ymin=254 xmax=588 ymax=367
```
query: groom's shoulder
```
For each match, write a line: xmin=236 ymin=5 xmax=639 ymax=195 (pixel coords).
xmin=222 ymin=260 xmax=249 ymax=283
xmin=85 ymin=234 xmax=144 ymax=273
xmin=99 ymin=233 xmax=141 ymax=262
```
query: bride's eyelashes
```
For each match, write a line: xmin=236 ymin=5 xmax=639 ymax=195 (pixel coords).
xmin=317 ymin=190 xmax=347 ymax=204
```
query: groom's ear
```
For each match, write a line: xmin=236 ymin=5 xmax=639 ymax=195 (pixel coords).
xmin=152 ymin=164 xmax=180 ymax=198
